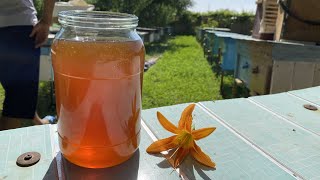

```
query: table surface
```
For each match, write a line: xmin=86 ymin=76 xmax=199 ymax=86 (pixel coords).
xmin=1 ymin=86 xmax=320 ymax=179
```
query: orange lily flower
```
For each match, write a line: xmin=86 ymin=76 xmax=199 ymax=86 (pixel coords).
xmin=146 ymin=104 xmax=216 ymax=168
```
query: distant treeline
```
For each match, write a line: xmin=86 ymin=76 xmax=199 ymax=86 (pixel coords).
xmin=34 ymin=0 xmax=255 ymax=35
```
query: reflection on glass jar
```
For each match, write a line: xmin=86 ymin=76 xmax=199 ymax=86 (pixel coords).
xmin=51 ymin=11 xmax=145 ymax=168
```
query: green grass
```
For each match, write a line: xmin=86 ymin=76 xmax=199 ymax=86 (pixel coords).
xmin=37 ymin=82 xmax=56 ymax=117
xmin=142 ymin=36 xmax=222 ymax=109
xmin=0 ymin=87 xmax=4 ymax=110
xmin=144 ymin=38 xmax=169 ymax=60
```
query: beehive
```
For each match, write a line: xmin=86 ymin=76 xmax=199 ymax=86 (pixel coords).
xmin=252 ymin=0 xmax=279 ymax=40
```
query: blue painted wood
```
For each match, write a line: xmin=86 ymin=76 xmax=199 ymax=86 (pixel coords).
xmin=0 ymin=124 xmax=180 ymax=179
xmin=0 ymin=125 xmax=54 ymax=180
xmin=213 ymin=31 xmax=253 ymax=40
xmin=213 ymin=34 xmax=221 ymax=55
xmin=142 ymin=103 xmax=295 ymax=179
xmin=211 ymin=31 xmax=240 ymax=56
xmin=220 ymin=37 xmax=237 ymax=71
xmin=212 ymin=31 xmax=251 ymax=71
xmin=213 ymin=31 xmax=320 ymax=94
xmin=53 ymin=125 xmax=179 ymax=180
xmin=250 ymin=92 xmax=320 ymax=136
xmin=40 ymin=47 xmax=51 ymax=56
xmin=235 ymin=40 xmax=252 ymax=86
xmin=3 ymin=86 xmax=320 ymax=179
xmin=202 ymin=99 xmax=320 ymax=179
xmin=289 ymin=86 xmax=320 ymax=106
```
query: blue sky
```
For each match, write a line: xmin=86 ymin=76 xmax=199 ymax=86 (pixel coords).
xmin=189 ymin=0 xmax=257 ymax=12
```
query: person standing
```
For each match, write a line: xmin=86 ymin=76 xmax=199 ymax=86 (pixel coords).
xmin=0 ymin=0 xmax=55 ymax=130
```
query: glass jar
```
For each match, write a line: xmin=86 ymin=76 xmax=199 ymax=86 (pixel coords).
xmin=51 ymin=11 xmax=144 ymax=168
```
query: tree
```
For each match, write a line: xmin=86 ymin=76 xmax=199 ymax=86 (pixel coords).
xmin=86 ymin=0 xmax=193 ymax=27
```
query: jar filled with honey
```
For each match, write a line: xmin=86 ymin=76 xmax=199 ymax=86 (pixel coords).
xmin=51 ymin=11 xmax=144 ymax=168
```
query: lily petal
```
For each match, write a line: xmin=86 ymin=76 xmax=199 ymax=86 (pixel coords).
xmin=173 ymin=148 xmax=190 ymax=168
xmin=192 ymin=127 xmax=216 ymax=140
xmin=191 ymin=143 xmax=216 ymax=168
xmin=185 ymin=116 xmax=192 ymax=133
xmin=178 ymin=104 xmax=196 ymax=131
xmin=146 ymin=135 xmax=178 ymax=153
xmin=157 ymin=112 xmax=179 ymax=134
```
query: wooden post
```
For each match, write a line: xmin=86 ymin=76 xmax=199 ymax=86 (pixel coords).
xmin=233 ymin=78 xmax=244 ymax=98
xmin=217 ymin=47 xmax=222 ymax=66
xmin=220 ymin=70 xmax=225 ymax=97
xmin=218 ymin=47 xmax=224 ymax=96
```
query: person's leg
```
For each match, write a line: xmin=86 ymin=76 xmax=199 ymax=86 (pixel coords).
xmin=0 ymin=81 xmax=50 ymax=130
xmin=0 ymin=116 xmax=30 ymax=130
xmin=0 ymin=80 xmax=38 ymax=129
xmin=0 ymin=113 xmax=50 ymax=131
xmin=0 ymin=26 xmax=49 ymax=130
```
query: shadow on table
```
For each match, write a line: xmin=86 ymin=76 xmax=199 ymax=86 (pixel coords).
xmin=44 ymin=150 xmax=140 ymax=180
xmin=151 ymin=152 xmax=215 ymax=180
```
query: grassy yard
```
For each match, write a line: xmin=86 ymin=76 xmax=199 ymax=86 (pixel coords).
xmin=142 ymin=36 xmax=222 ymax=109
xmin=0 ymin=35 xmax=228 ymax=117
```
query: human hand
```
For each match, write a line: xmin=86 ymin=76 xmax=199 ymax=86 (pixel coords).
xmin=29 ymin=20 xmax=50 ymax=48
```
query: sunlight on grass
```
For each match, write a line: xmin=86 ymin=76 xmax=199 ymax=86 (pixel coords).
xmin=142 ymin=36 xmax=222 ymax=109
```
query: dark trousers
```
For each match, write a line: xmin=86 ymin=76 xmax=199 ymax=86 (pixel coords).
xmin=0 ymin=26 xmax=40 ymax=119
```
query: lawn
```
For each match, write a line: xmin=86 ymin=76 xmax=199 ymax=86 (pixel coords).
xmin=0 ymin=35 xmax=226 ymax=117
xmin=142 ymin=36 xmax=222 ymax=109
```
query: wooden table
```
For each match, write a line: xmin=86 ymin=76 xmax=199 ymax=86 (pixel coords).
xmin=1 ymin=86 xmax=320 ymax=179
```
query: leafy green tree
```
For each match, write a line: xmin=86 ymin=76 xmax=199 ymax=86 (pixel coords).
xmin=86 ymin=0 xmax=193 ymax=27
xmin=35 ymin=0 xmax=194 ymax=27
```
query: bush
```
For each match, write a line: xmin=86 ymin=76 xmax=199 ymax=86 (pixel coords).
xmin=33 ymin=0 xmax=44 ymax=18
xmin=171 ymin=11 xmax=197 ymax=35
xmin=200 ymin=18 xmax=219 ymax=28
xmin=86 ymin=0 xmax=193 ymax=27
xmin=172 ymin=9 xmax=255 ymax=35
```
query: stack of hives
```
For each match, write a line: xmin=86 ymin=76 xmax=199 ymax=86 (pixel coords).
xmin=253 ymin=0 xmax=320 ymax=43
xmin=252 ymin=0 xmax=279 ymax=40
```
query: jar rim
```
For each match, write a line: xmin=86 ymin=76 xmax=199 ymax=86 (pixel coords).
xmin=58 ymin=11 xmax=139 ymax=29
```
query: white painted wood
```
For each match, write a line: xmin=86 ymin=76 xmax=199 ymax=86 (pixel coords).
xmin=39 ymin=55 xmax=53 ymax=81
xmin=270 ymin=61 xmax=294 ymax=94
xmin=292 ymin=62 xmax=315 ymax=90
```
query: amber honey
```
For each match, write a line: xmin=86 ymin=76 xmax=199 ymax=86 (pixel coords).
xmin=51 ymin=39 xmax=144 ymax=168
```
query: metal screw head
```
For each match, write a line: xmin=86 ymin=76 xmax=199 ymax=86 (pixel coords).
xmin=303 ymin=104 xmax=318 ymax=111
xmin=24 ymin=154 xmax=32 ymax=161
xmin=16 ymin=152 xmax=41 ymax=167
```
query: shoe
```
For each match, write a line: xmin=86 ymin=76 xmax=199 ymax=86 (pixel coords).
xmin=43 ymin=115 xmax=57 ymax=124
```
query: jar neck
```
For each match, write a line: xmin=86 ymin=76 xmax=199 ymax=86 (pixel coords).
xmin=58 ymin=11 xmax=138 ymax=30
xmin=55 ymin=25 xmax=140 ymax=42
